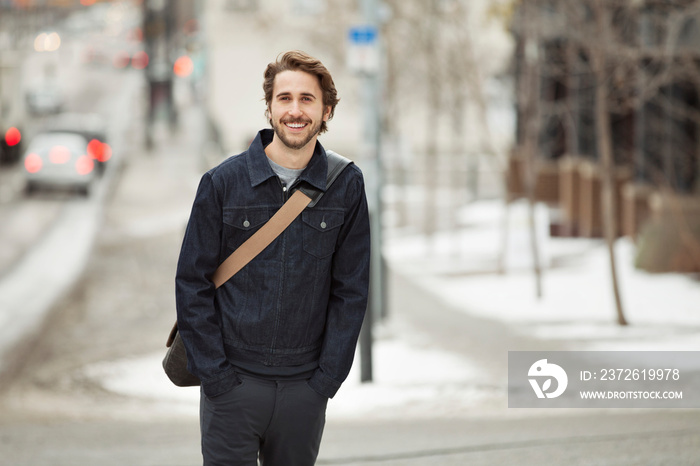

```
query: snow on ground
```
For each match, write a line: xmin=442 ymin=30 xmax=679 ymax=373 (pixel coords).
xmin=83 ymin=328 xmax=486 ymax=421
xmin=85 ymin=199 xmax=700 ymax=419
xmin=386 ymin=199 xmax=700 ymax=351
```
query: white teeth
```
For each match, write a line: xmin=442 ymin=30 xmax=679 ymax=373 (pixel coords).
xmin=286 ymin=123 xmax=306 ymax=128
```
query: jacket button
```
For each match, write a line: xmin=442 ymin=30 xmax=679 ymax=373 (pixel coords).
xmin=320 ymin=221 xmax=327 ymax=229
xmin=243 ymin=220 xmax=250 ymax=228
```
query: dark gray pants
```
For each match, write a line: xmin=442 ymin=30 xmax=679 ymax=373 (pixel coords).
xmin=200 ymin=374 xmax=328 ymax=466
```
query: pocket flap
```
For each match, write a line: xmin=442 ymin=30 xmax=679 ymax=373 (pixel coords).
xmin=302 ymin=210 xmax=344 ymax=232
xmin=224 ymin=207 xmax=271 ymax=231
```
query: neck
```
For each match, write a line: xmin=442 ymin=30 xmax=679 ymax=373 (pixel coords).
xmin=265 ymin=134 xmax=316 ymax=170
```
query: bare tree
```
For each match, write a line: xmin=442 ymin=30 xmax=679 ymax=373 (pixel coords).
xmin=515 ymin=0 xmax=545 ymax=297
xmin=380 ymin=0 xmax=512 ymax=242
xmin=511 ymin=0 xmax=700 ymax=324
xmin=588 ymin=0 xmax=628 ymax=325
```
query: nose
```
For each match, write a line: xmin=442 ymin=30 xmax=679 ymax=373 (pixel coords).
xmin=288 ymin=100 xmax=303 ymax=117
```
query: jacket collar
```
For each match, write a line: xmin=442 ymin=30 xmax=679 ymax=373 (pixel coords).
xmin=247 ymin=129 xmax=328 ymax=193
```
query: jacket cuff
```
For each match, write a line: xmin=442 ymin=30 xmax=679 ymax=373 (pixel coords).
xmin=201 ymin=369 xmax=240 ymax=398
xmin=308 ymin=369 xmax=342 ymax=399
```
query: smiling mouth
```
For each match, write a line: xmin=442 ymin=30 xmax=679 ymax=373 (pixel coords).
xmin=284 ymin=121 xmax=309 ymax=130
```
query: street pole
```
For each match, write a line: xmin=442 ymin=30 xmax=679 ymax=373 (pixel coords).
xmin=143 ymin=0 xmax=176 ymax=150
xmin=357 ymin=0 xmax=384 ymax=383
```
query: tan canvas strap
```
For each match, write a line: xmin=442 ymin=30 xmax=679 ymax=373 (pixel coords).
xmin=211 ymin=190 xmax=312 ymax=288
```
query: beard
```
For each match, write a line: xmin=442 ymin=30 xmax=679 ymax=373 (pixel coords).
xmin=271 ymin=117 xmax=323 ymax=150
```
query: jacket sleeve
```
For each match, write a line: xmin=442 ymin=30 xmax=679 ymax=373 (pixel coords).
xmin=308 ymin=167 xmax=371 ymax=398
xmin=175 ymin=172 xmax=239 ymax=397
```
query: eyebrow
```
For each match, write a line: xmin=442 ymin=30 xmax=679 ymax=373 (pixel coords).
xmin=275 ymin=91 xmax=317 ymax=99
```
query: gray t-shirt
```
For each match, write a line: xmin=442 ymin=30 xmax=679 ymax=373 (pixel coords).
xmin=267 ymin=156 xmax=305 ymax=190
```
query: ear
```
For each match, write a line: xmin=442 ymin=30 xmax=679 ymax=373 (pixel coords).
xmin=323 ymin=105 xmax=331 ymax=122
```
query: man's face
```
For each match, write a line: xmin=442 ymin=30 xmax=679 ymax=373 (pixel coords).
xmin=268 ymin=70 xmax=331 ymax=151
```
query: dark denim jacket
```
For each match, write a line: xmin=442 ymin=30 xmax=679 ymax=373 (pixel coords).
xmin=175 ymin=129 xmax=370 ymax=399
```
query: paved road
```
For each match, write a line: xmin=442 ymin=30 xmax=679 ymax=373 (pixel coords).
xmin=0 ymin=68 xmax=143 ymax=375
xmin=1 ymin=408 xmax=699 ymax=465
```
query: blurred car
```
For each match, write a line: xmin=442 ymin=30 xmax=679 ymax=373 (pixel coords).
xmin=25 ymin=86 xmax=63 ymax=116
xmin=23 ymin=132 xmax=98 ymax=195
xmin=114 ymin=48 xmax=149 ymax=70
xmin=41 ymin=113 xmax=112 ymax=175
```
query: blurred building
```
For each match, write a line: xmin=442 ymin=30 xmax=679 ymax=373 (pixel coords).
xmin=508 ymin=0 xmax=700 ymax=273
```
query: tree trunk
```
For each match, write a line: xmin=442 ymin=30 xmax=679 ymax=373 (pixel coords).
xmin=591 ymin=0 xmax=629 ymax=326
xmin=519 ymin=4 xmax=544 ymax=298
xmin=423 ymin=0 xmax=440 ymax=243
xmin=450 ymin=93 xmax=465 ymax=257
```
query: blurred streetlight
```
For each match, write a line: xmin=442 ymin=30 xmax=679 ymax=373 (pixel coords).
xmin=173 ymin=55 xmax=193 ymax=78
xmin=33 ymin=32 xmax=61 ymax=52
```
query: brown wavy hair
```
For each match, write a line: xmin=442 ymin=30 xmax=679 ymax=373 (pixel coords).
xmin=263 ymin=51 xmax=339 ymax=134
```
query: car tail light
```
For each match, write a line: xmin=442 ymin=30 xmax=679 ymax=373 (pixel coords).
xmin=87 ymin=139 xmax=101 ymax=159
xmin=5 ymin=127 xmax=21 ymax=146
xmin=49 ymin=145 xmax=71 ymax=164
xmin=75 ymin=155 xmax=94 ymax=175
xmin=87 ymin=139 xmax=112 ymax=162
xmin=101 ymin=143 xmax=113 ymax=162
xmin=113 ymin=50 xmax=130 ymax=69
xmin=25 ymin=153 xmax=42 ymax=173
xmin=131 ymin=51 xmax=149 ymax=70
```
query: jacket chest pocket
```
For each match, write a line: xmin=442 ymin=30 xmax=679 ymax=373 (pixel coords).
xmin=223 ymin=207 xmax=272 ymax=251
xmin=302 ymin=209 xmax=344 ymax=259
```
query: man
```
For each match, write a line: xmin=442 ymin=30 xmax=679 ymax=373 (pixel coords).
xmin=175 ymin=50 xmax=371 ymax=465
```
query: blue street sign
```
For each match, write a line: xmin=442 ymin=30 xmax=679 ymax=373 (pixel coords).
xmin=348 ymin=25 xmax=377 ymax=45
